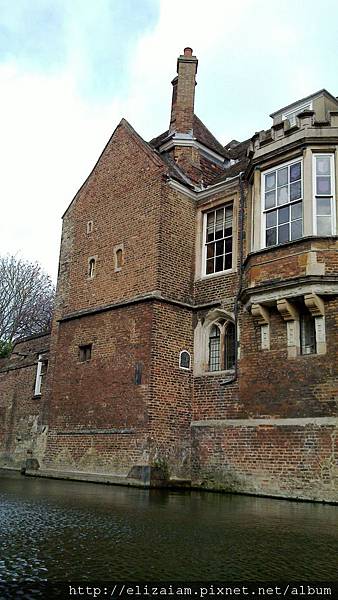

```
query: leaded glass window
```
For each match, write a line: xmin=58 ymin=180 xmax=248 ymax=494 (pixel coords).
xmin=263 ymin=160 xmax=303 ymax=247
xmin=205 ymin=206 xmax=233 ymax=274
xmin=225 ymin=322 xmax=236 ymax=370
xmin=208 ymin=320 xmax=236 ymax=372
xmin=208 ymin=325 xmax=220 ymax=371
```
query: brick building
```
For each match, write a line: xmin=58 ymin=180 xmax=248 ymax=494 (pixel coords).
xmin=1 ymin=48 xmax=337 ymax=502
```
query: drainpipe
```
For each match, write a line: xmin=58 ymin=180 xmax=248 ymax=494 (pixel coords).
xmin=221 ymin=171 xmax=245 ymax=386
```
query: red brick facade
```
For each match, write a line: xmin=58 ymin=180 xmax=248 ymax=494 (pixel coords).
xmin=0 ymin=49 xmax=337 ymax=502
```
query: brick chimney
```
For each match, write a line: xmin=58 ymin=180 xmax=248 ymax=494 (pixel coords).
xmin=169 ymin=47 xmax=198 ymax=134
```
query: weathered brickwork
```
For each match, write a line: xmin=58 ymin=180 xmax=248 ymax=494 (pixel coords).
xmin=148 ymin=302 xmax=193 ymax=477
xmin=191 ymin=424 xmax=337 ymax=501
xmin=0 ymin=334 xmax=50 ymax=469
xmin=1 ymin=48 xmax=337 ymax=501
xmin=43 ymin=304 xmax=153 ymax=475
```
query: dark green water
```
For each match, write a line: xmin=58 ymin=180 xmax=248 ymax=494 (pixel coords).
xmin=0 ymin=471 xmax=337 ymax=582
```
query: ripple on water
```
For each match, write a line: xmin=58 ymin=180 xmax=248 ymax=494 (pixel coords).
xmin=0 ymin=475 xmax=337 ymax=582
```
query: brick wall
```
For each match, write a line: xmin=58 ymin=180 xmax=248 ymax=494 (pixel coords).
xmin=0 ymin=334 xmax=50 ymax=469
xmin=43 ymin=304 xmax=153 ymax=475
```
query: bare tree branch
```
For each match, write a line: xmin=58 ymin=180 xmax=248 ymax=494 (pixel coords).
xmin=0 ymin=255 xmax=55 ymax=343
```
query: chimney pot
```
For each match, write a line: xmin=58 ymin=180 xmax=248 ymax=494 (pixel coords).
xmin=184 ymin=47 xmax=193 ymax=57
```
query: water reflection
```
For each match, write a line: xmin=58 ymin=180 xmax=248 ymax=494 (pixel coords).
xmin=0 ymin=470 xmax=337 ymax=582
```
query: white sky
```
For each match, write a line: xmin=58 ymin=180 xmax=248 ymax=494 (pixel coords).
xmin=1 ymin=0 xmax=337 ymax=281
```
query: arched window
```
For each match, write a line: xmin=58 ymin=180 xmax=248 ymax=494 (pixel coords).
xmin=179 ymin=350 xmax=191 ymax=370
xmin=116 ymin=249 xmax=123 ymax=269
xmin=88 ymin=258 xmax=96 ymax=279
xmin=207 ymin=319 xmax=236 ymax=373
xmin=113 ymin=244 xmax=124 ymax=272
xmin=194 ymin=309 xmax=237 ymax=376
xmin=209 ymin=324 xmax=221 ymax=371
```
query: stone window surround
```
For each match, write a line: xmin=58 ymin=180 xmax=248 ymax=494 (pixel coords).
xmin=113 ymin=243 xmax=124 ymax=273
xmin=193 ymin=307 xmax=237 ymax=376
xmin=34 ymin=353 xmax=48 ymax=397
xmin=87 ymin=255 xmax=98 ymax=279
xmin=195 ymin=192 xmax=239 ymax=281
xmin=250 ymin=146 xmax=338 ymax=252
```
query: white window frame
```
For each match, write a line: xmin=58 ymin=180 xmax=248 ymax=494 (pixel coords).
xmin=179 ymin=350 xmax=191 ymax=371
xmin=261 ymin=157 xmax=303 ymax=249
xmin=282 ymin=102 xmax=312 ymax=126
xmin=202 ymin=204 xmax=233 ymax=277
xmin=34 ymin=354 xmax=47 ymax=396
xmin=312 ymin=153 xmax=336 ymax=236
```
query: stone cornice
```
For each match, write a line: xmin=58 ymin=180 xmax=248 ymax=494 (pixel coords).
xmin=58 ymin=293 xmax=221 ymax=323
xmin=241 ymin=276 xmax=338 ymax=309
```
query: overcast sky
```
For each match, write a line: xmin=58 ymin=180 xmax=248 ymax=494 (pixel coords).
xmin=1 ymin=0 xmax=337 ymax=282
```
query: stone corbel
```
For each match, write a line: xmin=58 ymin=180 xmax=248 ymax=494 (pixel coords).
xmin=304 ymin=293 xmax=324 ymax=317
xmin=251 ymin=303 xmax=270 ymax=350
xmin=277 ymin=299 xmax=300 ymax=358
xmin=304 ymin=294 xmax=326 ymax=354
xmin=276 ymin=298 xmax=298 ymax=321
xmin=251 ymin=303 xmax=269 ymax=325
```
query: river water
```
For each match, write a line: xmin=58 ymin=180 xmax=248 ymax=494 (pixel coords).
xmin=0 ymin=471 xmax=337 ymax=583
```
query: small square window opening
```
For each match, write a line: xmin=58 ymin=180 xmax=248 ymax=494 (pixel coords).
xmin=79 ymin=344 xmax=92 ymax=362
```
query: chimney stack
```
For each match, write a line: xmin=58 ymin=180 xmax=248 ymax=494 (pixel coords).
xmin=169 ymin=47 xmax=198 ymax=134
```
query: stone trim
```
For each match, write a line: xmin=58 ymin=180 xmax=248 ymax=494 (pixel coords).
xmin=58 ymin=293 xmax=221 ymax=323
xmin=191 ymin=417 xmax=338 ymax=428
xmin=56 ymin=428 xmax=135 ymax=435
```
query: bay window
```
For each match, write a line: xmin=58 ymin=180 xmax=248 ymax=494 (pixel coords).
xmin=313 ymin=154 xmax=336 ymax=236
xmin=262 ymin=159 xmax=303 ymax=247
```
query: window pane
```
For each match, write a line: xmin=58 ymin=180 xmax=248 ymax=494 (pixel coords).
xmin=278 ymin=223 xmax=289 ymax=244
xmin=215 ymin=240 xmax=224 ymax=256
xmin=225 ymin=323 xmax=236 ymax=370
xmin=265 ymin=172 xmax=276 ymax=190
xmin=266 ymin=227 xmax=277 ymax=247
xmin=290 ymin=162 xmax=301 ymax=182
xmin=316 ymin=197 xmax=331 ymax=216
xmin=277 ymin=185 xmax=288 ymax=205
xmin=215 ymin=209 xmax=224 ymax=239
xmin=215 ymin=256 xmax=223 ymax=272
xmin=265 ymin=190 xmax=276 ymax=209
xmin=277 ymin=167 xmax=288 ymax=187
xmin=225 ymin=208 xmax=232 ymax=228
xmin=290 ymin=180 xmax=301 ymax=201
xmin=266 ymin=210 xmax=277 ymax=228
xmin=291 ymin=219 xmax=302 ymax=240
xmin=300 ymin=314 xmax=316 ymax=355
xmin=207 ymin=244 xmax=214 ymax=259
xmin=206 ymin=258 xmax=214 ymax=274
xmin=209 ymin=326 xmax=220 ymax=371
xmin=316 ymin=156 xmax=330 ymax=175
xmin=291 ymin=201 xmax=302 ymax=220
xmin=317 ymin=216 xmax=332 ymax=236
xmin=206 ymin=213 xmax=214 ymax=242
xmin=316 ymin=176 xmax=331 ymax=195
xmin=224 ymin=226 xmax=232 ymax=238
xmin=224 ymin=254 xmax=232 ymax=270
xmin=278 ymin=206 xmax=289 ymax=224
xmin=224 ymin=238 xmax=232 ymax=253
